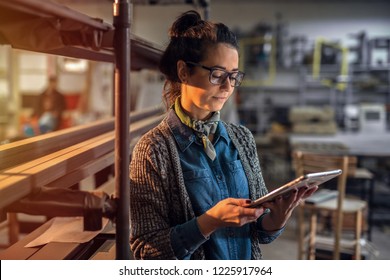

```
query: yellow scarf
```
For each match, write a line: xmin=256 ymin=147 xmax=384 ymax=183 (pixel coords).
xmin=174 ymin=97 xmax=220 ymax=161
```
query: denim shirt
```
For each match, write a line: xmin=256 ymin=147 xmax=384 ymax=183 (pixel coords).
xmin=167 ymin=111 xmax=257 ymax=259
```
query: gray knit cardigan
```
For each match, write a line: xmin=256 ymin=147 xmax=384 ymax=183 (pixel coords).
xmin=129 ymin=116 xmax=269 ymax=260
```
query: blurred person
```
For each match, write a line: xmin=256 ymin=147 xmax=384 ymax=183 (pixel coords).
xmin=34 ymin=76 xmax=65 ymax=133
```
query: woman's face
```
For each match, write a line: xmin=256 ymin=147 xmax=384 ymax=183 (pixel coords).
xmin=180 ymin=43 xmax=239 ymax=120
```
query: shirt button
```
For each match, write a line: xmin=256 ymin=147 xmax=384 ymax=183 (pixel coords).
xmin=216 ymin=175 xmax=222 ymax=180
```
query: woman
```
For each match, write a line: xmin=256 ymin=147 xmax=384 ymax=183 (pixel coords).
xmin=129 ymin=10 xmax=317 ymax=260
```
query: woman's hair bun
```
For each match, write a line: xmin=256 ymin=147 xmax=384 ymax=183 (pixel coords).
xmin=169 ymin=10 xmax=202 ymax=38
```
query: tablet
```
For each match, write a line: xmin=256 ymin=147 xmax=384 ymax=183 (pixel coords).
xmin=247 ymin=169 xmax=342 ymax=208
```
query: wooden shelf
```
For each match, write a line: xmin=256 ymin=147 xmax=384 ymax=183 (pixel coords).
xmin=0 ymin=0 xmax=163 ymax=68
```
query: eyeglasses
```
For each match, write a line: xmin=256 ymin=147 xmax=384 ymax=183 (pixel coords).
xmin=185 ymin=61 xmax=245 ymax=87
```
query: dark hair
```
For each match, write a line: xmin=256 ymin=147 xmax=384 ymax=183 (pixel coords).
xmin=159 ymin=10 xmax=239 ymax=108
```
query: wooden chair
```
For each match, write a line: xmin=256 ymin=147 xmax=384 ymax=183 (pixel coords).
xmin=290 ymin=141 xmax=375 ymax=240
xmin=292 ymin=150 xmax=367 ymax=260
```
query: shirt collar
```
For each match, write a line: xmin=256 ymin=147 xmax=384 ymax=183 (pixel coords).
xmin=166 ymin=109 xmax=229 ymax=152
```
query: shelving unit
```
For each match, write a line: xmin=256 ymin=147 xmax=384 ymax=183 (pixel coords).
xmin=0 ymin=0 xmax=162 ymax=259
xmin=349 ymin=65 xmax=390 ymax=104
xmin=238 ymin=63 xmax=390 ymax=135
xmin=237 ymin=66 xmax=338 ymax=134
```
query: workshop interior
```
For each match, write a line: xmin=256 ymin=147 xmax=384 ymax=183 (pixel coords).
xmin=0 ymin=0 xmax=389 ymax=260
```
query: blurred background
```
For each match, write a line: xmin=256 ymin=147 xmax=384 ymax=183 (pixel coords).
xmin=0 ymin=0 xmax=390 ymax=259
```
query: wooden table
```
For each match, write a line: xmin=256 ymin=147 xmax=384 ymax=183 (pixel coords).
xmin=289 ymin=131 xmax=390 ymax=157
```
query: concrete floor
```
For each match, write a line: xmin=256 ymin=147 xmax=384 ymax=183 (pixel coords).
xmin=261 ymin=211 xmax=390 ymax=260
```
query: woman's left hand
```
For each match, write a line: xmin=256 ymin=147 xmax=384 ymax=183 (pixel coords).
xmin=260 ymin=185 xmax=318 ymax=232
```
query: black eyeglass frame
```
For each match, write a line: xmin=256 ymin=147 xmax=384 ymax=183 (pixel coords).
xmin=185 ymin=61 xmax=245 ymax=87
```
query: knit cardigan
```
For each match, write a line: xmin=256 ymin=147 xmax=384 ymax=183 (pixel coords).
xmin=129 ymin=116 xmax=269 ymax=260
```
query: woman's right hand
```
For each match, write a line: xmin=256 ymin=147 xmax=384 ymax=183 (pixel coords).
xmin=197 ymin=198 xmax=265 ymax=238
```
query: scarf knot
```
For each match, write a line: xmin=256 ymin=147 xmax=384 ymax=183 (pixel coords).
xmin=174 ymin=97 xmax=220 ymax=161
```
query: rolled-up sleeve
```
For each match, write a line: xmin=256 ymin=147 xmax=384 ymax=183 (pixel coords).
xmin=170 ymin=218 xmax=209 ymax=259
xmin=255 ymin=211 xmax=285 ymax=244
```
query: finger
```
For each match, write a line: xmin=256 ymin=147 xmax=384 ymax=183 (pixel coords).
xmin=278 ymin=189 xmax=299 ymax=204
xmin=301 ymin=185 xmax=319 ymax=199
xmin=286 ymin=189 xmax=302 ymax=209
xmin=270 ymin=195 xmax=285 ymax=208
xmin=261 ymin=197 xmax=279 ymax=209
xmin=240 ymin=206 xmax=265 ymax=218
xmin=242 ymin=199 xmax=254 ymax=207
xmin=297 ymin=185 xmax=309 ymax=195
xmin=288 ymin=188 xmax=299 ymax=201
xmin=228 ymin=198 xmax=251 ymax=206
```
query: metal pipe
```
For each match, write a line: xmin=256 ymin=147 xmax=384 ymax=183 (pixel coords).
xmin=113 ymin=0 xmax=131 ymax=260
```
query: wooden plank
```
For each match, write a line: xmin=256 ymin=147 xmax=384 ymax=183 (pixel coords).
xmin=0 ymin=112 xmax=162 ymax=259
xmin=0 ymin=218 xmax=83 ymax=260
xmin=0 ymin=218 xmax=54 ymax=260
xmin=0 ymin=106 xmax=164 ymax=172
xmin=0 ymin=111 xmax=162 ymax=184
xmin=28 ymin=242 xmax=81 ymax=260
xmin=0 ymin=217 xmax=117 ymax=260
xmin=45 ymin=152 xmax=115 ymax=189
xmin=0 ymin=114 xmax=164 ymax=209
xmin=0 ymin=118 xmax=115 ymax=171
xmin=129 ymin=114 xmax=164 ymax=139
xmin=0 ymin=132 xmax=112 ymax=182
xmin=0 ymin=133 xmax=114 ymax=209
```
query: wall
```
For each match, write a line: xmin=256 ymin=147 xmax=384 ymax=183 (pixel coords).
xmin=132 ymin=2 xmax=390 ymax=50
xmin=39 ymin=2 xmax=390 ymax=68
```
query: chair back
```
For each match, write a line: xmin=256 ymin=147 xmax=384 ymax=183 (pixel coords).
xmin=291 ymin=150 xmax=353 ymax=259
xmin=292 ymin=150 xmax=357 ymax=177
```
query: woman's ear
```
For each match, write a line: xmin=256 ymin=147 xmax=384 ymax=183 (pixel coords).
xmin=177 ymin=60 xmax=188 ymax=83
